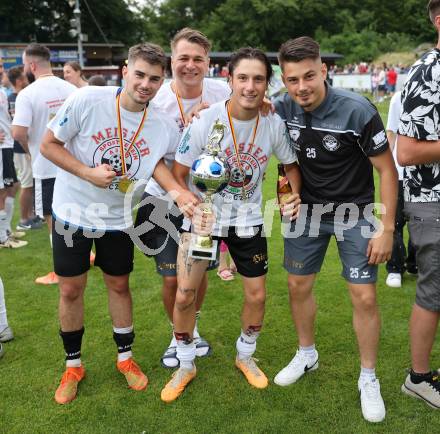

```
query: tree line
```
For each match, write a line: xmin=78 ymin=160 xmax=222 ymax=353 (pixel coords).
xmin=0 ymin=0 xmax=435 ymax=63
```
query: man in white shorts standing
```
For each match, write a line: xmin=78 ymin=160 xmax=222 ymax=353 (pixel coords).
xmin=41 ymin=42 xmax=198 ymax=404
xmin=135 ymin=28 xmax=231 ymax=368
xmin=12 ymin=44 xmax=76 ymax=284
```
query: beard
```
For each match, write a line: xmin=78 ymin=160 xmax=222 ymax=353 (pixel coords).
xmin=26 ymin=71 xmax=35 ymax=83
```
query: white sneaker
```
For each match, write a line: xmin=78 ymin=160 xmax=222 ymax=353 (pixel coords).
xmin=0 ymin=326 xmax=14 ymax=342
xmin=402 ymin=372 xmax=440 ymax=409
xmin=0 ymin=236 xmax=27 ymax=249
xmin=194 ymin=336 xmax=212 ymax=357
xmin=274 ymin=349 xmax=319 ymax=386
xmin=358 ymin=378 xmax=386 ymax=423
xmin=386 ymin=273 xmax=401 ymax=288
xmin=161 ymin=336 xmax=179 ymax=369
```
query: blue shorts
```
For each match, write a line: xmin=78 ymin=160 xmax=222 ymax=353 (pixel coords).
xmin=283 ymin=213 xmax=378 ymax=284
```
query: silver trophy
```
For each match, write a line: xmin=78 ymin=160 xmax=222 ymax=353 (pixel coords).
xmin=189 ymin=119 xmax=230 ymax=260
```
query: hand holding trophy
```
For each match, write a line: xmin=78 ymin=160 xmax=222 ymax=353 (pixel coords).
xmin=189 ymin=119 xmax=230 ymax=259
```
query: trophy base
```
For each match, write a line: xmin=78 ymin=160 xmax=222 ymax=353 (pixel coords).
xmin=189 ymin=236 xmax=218 ymax=260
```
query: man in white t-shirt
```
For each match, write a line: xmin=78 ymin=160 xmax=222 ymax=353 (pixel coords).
xmin=134 ymin=28 xmax=231 ymax=369
xmin=12 ymin=44 xmax=76 ymax=285
xmin=0 ymin=88 xmax=27 ymax=249
xmin=160 ymin=47 xmax=301 ymax=402
xmin=385 ymin=91 xmax=417 ymax=288
xmin=40 ymin=43 xmax=198 ymax=405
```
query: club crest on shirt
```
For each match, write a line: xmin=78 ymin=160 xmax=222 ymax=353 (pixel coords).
xmin=288 ymin=127 xmax=300 ymax=142
xmin=91 ymin=131 xmax=149 ymax=190
xmin=220 ymin=150 xmax=264 ymax=201
xmin=322 ymin=134 xmax=340 ymax=151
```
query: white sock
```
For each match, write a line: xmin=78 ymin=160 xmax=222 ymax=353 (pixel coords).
xmin=299 ymin=344 xmax=316 ymax=359
xmin=359 ymin=366 xmax=376 ymax=382
xmin=168 ymin=322 xmax=177 ymax=347
xmin=0 ymin=277 xmax=9 ymax=330
xmin=113 ymin=325 xmax=133 ymax=362
xmin=66 ymin=358 xmax=82 ymax=368
xmin=236 ymin=329 xmax=259 ymax=360
xmin=176 ymin=339 xmax=196 ymax=369
xmin=193 ymin=323 xmax=200 ymax=339
xmin=193 ymin=311 xmax=201 ymax=339
xmin=5 ymin=197 xmax=14 ymax=233
xmin=0 ymin=210 xmax=8 ymax=243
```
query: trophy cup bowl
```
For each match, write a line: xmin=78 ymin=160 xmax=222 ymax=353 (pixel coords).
xmin=191 ymin=156 xmax=230 ymax=196
xmin=188 ymin=121 xmax=230 ymax=260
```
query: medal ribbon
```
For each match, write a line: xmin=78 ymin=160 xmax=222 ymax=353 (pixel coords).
xmin=226 ymin=101 xmax=259 ymax=199
xmin=116 ymin=91 xmax=148 ymax=176
xmin=172 ymin=81 xmax=203 ymax=126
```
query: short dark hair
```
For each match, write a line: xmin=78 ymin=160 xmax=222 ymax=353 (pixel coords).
xmin=24 ymin=43 xmax=51 ymax=62
xmin=127 ymin=43 xmax=167 ymax=70
xmin=64 ymin=61 xmax=82 ymax=72
xmin=278 ymin=37 xmax=320 ymax=67
xmin=428 ymin=0 xmax=440 ymax=23
xmin=228 ymin=47 xmax=273 ymax=83
xmin=171 ymin=28 xmax=211 ymax=54
xmin=88 ymin=74 xmax=106 ymax=86
xmin=7 ymin=66 xmax=24 ymax=86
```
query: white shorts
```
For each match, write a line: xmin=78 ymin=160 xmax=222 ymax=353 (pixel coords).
xmin=13 ymin=153 xmax=33 ymax=188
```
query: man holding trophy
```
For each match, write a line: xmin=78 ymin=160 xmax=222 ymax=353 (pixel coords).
xmin=160 ymin=47 xmax=301 ymax=402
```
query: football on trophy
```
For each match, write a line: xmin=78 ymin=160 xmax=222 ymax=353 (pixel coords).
xmin=190 ymin=154 xmax=230 ymax=195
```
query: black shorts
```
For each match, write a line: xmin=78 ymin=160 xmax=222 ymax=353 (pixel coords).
xmin=217 ymin=225 xmax=268 ymax=278
xmin=134 ymin=193 xmax=183 ymax=276
xmin=34 ymin=177 xmax=55 ymax=217
xmin=0 ymin=148 xmax=17 ymax=189
xmin=134 ymin=193 xmax=218 ymax=275
xmin=52 ymin=218 xmax=134 ymax=277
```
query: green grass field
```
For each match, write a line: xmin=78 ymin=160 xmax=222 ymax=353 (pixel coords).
xmin=1 ymin=98 xmax=439 ymax=434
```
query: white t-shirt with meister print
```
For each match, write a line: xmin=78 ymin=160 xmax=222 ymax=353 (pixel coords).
xmin=175 ymin=100 xmax=297 ymax=235
xmin=48 ymin=86 xmax=179 ymax=230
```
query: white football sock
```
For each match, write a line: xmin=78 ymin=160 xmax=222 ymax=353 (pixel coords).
xmin=176 ymin=339 xmax=196 ymax=369
xmin=0 ymin=210 xmax=8 ymax=243
xmin=359 ymin=366 xmax=376 ymax=382
xmin=0 ymin=277 xmax=8 ymax=330
xmin=66 ymin=358 xmax=82 ymax=368
xmin=236 ymin=329 xmax=260 ymax=360
xmin=299 ymin=344 xmax=316 ymax=359
xmin=4 ymin=197 xmax=14 ymax=233
xmin=193 ymin=311 xmax=201 ymax=339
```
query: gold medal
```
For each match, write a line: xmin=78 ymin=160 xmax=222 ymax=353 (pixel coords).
xmin=118 ymin=178 xmax=133 ymax=193
xmin=115 ymin=90 xmax=147 ymax=193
